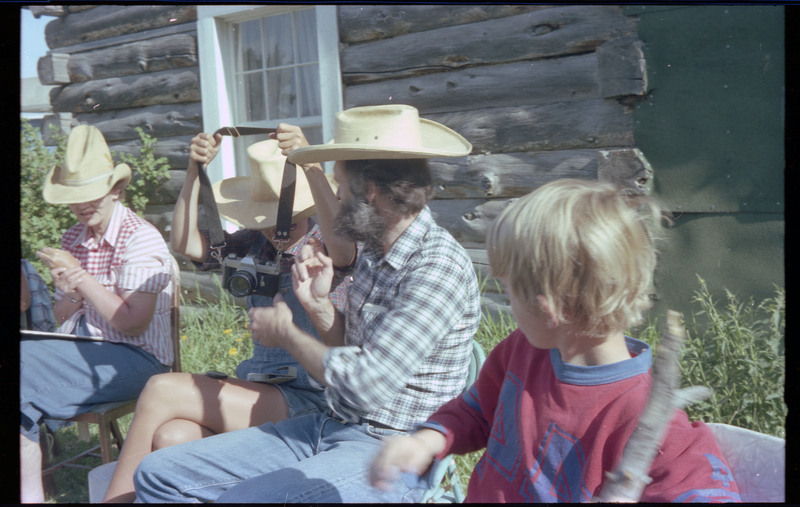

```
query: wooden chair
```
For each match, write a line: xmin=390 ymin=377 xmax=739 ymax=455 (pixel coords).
xmin=42 ymin=255 xmax=182 ymax=476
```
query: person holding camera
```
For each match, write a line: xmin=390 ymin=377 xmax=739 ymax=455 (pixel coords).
xmin=20 ymin=125 xmax=174 ymax=503
xmin=101 ymin=125 xmax=354 ymax=503
xmin=133 ymin=104 xmax=482 ymax=503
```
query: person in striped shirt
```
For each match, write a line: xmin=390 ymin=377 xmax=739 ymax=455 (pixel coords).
xmin=20 ymin=125 xmax=173 ymax=503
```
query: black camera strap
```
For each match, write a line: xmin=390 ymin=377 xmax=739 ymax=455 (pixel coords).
xmin=197 ymin=126 xmax=296 ymax=261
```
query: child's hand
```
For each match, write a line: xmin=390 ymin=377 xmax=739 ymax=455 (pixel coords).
xmin=369 ymin=434 xmax=437 ymax=491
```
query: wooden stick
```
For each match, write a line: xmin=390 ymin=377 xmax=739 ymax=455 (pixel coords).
xmin=593 ymin=310 xmax=712 ymax=502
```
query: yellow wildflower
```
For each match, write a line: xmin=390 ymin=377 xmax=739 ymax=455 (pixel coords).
xmin=228 ymin=347 xmax=238 ymax=356
xmin=181 ymin=335 xmax=188 ymax=341
xmin=223 ymin=329 xmax=232 ymax=334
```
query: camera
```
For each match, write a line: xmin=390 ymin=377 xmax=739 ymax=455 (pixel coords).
xmin=222 ymin=254 xmax=281 ymax=298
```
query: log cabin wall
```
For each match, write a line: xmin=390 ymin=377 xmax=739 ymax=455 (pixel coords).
xmin=337 ymin=5 xmax=650 ymax=312
xmin=31 ymin=4 xmax=649 ymax=313
xmin=32 ymin=4 xmax=200 ymax=242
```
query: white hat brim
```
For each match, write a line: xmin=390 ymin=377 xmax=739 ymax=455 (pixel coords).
xmin=288 ymin=118 xmax=472 ymax=165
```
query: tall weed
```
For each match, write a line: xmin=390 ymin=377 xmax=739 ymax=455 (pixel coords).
xmin=637 ymin=276 xmax=785 ymax=438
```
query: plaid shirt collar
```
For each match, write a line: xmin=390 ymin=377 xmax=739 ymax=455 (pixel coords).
xmin=361 ymin=207 xmax=434 ymax=271
xmin=69 ymin=201 xmax=125 ymax=250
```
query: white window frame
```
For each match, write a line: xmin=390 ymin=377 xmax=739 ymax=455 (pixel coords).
xmin=197 ymin=5 xmax=342 ymax=189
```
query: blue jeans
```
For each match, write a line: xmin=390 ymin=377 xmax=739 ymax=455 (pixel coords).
xmin=20 ymin=337 xmax=168 ymax=443
xmin=134 ymin=412 xmax=428 ymax=503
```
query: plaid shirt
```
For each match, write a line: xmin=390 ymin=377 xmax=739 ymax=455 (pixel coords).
xmin=323 ymin=207 xmax=481 ymax=431
xmin=57 ymin=202 xmax=173 ymax=365
xmin=195 ymin=220 xmax=351 ymax=313
xmin=21 ymin=259 xmax=57 ymax=332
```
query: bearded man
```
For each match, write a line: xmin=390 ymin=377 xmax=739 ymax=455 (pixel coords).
xmin=133 ymin=105 xmax=481 ymax=503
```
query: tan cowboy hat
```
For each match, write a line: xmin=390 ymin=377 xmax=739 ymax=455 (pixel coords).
xmin=42 ymin=125 xmax=132 ymax=204
xmin=213 ymin=139 xmax=336 ymax=230
xmin=287 ymin=104 xmax=472 ymax=165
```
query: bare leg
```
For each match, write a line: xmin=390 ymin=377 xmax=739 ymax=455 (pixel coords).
xmin=152 ymin=418 xmax=215 ymax=449
xmin=102 ymin=372 xmax=289 ymax=503
xmin=20 ymin=433 xmax=44 ymax=504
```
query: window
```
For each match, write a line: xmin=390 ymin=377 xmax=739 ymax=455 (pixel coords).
xmin=197 ymin=6 xmax=341 ymax=189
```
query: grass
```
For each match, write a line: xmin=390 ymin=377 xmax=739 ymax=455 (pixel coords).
xmin=42 ymin=276 xmax=785 ymax=502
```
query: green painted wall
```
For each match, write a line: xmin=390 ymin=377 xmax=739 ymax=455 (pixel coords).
xmin=627 ymin=5 xmax=784 ymax=322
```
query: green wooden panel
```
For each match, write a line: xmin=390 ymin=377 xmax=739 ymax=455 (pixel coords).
xmin=627 ymin=5 xmax=785 ymax=326
xmin=631 ymin=5 xmax=784 ymax=214
xmin=649 ymin=213 xmax=784 ymax=323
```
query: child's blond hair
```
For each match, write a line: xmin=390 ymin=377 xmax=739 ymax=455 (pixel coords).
xmin=487 ymin=179 xmax=665 ymax=338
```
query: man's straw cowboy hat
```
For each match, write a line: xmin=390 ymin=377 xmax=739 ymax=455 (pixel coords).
xmin=42 ymin=125 xmax=132 ymax=204
xmin=213 ymin=139 xmax=335 ymax=230
xmin=288 ymin=104 xmax=472 ymax=165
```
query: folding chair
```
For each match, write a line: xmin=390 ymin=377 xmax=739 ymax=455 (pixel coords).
xmin=420 ymin=339 xmax=486 ymax=503
xmin=42 ymin=255 xmax=182 ymax=475
xmin=706 ymin=422 xmax=785 ymax=502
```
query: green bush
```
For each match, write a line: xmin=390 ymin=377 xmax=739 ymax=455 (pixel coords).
xmin=20 ymin=120 xmax=169 ymax=287
xmin=117 ymin=127 xmax=171 ymax=217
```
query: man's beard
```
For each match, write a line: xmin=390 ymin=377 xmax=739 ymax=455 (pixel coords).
xmin=334 ymin=196 xmax=385 ymax=251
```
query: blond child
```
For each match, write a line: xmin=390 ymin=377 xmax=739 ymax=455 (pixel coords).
xmin=370 ymin=179 xmax=741 ymax=502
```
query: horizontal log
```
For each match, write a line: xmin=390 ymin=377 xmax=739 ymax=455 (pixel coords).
xmin=51 ymin=68 xmax=200 ymax=113
xmin=29 ymin=5 xmax=94 ymax=18
xmin=597 ymin=38 xmax=646 ymax=98
xmin=142 ymin=204 xmax=174 ymax=239
xmin=341 ymin=5 xmax=636 ymax=84
xmin=146 ymin=169 xmax=188 ymax=206
xmin=76 ymin=103 xmax=203 ymax=143
xmin=429 ymin=198 xmax=512 ymax=243
xmin=63 ymin=33 xmax=198 ymax=83
xmin=344 ymin=54 xmax=600 ymax=114
xmin=425 ymin=99 xmax=635 ymax=155
xmin=37 ymin=53 xmax=70 ymax=85
xmin=338 ymin=5 xmax=546 ymax=43
xmin=110 ymin=135 xmax=192 ymax=171
xmin=431 ymin=149 xmax=599 ymax=199
xmin=45 ymin=5 xmax=197 ymax=50
xmin=598 ymin=148 xmax=653 ymax=194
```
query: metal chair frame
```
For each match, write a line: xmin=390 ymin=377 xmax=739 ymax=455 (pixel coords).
xmin=420 ymin=339 xmax=486 ymax=503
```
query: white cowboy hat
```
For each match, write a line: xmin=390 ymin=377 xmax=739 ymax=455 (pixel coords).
xmin=42 ymin=125 xmax=132 ymax=204
xmin=212 ymin=139 xmax=336 ymax=230
xmin=287 ymin=104 xmax=472 ymax=165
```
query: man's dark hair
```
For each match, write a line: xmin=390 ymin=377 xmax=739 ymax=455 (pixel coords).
xmin=344 ymin=159 xmax=434 ymax=215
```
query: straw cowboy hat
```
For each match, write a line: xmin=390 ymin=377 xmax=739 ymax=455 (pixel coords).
xmin=42 ymin=125 xmax=132 ymax=204
xmin=212 ymin=139 xmax=335 ymax=230
xmin=287 ymin=104 xmax=472 ymax=165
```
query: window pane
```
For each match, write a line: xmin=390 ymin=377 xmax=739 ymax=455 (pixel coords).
xmin=237 ymin=19 xmax=262 ymax=71
xmin=298 ymin=64 xmax=321 ymax=117
xmin=264 ymin=13 xmax=294 ymax=67
xmin=303 ymin=126 xmax=323 ymax=146
xmin=266 ymin=68 xmax=296 ymax=119
xmin=295 ymin=9 xmax=318 ymax=63
xmin=244 ymin=73 xmax=266 ymax=122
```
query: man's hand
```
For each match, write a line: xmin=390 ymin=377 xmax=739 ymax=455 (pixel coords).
xmin=292 ymin=238 xmax=334 ymax=307
xmin=272 ymin=123 xmax=311 ymax=158
xmin=247 ymin=293 xmax=295 ymax=347
xmin=369 ymin=434 xmax=439 ymax=492
xmin=36 ymin=248 xmax=80 ymax=270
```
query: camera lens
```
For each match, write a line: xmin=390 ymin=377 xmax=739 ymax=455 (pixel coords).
xmin=227 ymin=272 xmax=256 ymax=298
